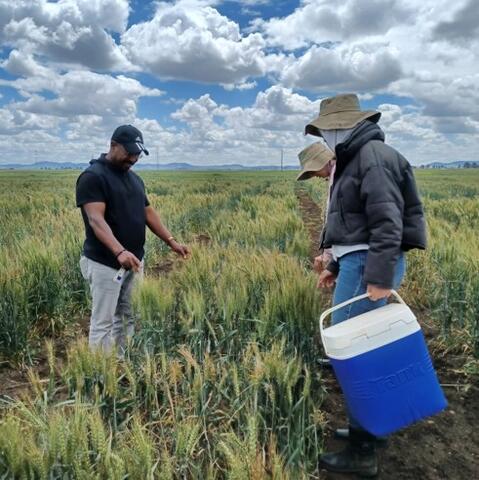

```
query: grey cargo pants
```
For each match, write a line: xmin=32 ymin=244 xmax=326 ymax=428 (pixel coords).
xmin=80 ymin=256 xmax=139 ymax=353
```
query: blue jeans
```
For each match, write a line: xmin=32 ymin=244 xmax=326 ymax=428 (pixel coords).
xmin=331 ymin=250 xmax=406 ymax=431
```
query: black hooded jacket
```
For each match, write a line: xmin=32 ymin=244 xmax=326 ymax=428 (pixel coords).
xmin=323 ymin=121 xmax=427 ymax=288
xmin=76 ymin=155 xmax=149 ymax=269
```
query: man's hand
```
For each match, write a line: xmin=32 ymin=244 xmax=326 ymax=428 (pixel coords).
xmin=170 ymin=240 xmax=190 ymax=259
xmin=117 ymin=250 xmax=141 ymax=272
xmin=367 ymin=284 xmax=391 ymax=301
xmin=317 ymin=270 xmax=337 ymax=289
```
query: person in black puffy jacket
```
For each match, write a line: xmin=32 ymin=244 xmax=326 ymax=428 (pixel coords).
xmin=305 ymin=94 xmax=427 ymax=477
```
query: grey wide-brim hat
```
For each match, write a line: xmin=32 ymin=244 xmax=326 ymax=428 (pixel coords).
xmin=296 ymin=142 xmax=334 ymax=181
xmin=305 ymin=93 xmax=381 ymax=137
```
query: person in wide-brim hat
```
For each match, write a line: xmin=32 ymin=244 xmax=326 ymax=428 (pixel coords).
xmin=296 ymin=142 xmax=335 ymax=181
xmin=305 ymin=93 xmax=381 ymax=136
xmin=309 ymin=93 xmax=427 ymax=478
xmin=297 ymin=140 xmax=335 ymax=293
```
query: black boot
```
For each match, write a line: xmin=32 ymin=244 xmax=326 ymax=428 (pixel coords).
xmin=334 ymin=427 xmax=351 ymax=439
xmin=317 ymin=357 xmax=332 ymax=367
xmin=320 ymin=427 xmax=378 ymax=477
xmin=334 ymin=427 xmax=388 ymax=448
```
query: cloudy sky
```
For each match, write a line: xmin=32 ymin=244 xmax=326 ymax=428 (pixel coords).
xmin=0 ymin=0 xmax=477 ymax=166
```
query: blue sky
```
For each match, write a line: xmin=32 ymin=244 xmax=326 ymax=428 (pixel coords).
xmin=0 ymin=0 xmax=477 ymax=166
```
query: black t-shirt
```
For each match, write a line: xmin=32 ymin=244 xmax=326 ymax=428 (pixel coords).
xmin=76 ymin=155 xmax=150 ymax=269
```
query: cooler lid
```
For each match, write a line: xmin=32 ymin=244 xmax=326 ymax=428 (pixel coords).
xmin=322 ymin=303 xmax=420 ymax=360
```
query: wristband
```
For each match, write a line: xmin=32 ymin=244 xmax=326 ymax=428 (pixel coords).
xmin=167 ymin=236 xmax=175 ymax=243
xmin=115 ymin=249 xmax=126 ymax=258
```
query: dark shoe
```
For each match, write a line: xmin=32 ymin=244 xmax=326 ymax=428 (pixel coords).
xmin=334 ymin=427 xmax=350 ymax=439
xmin=334 ymin=427 xmax=388 ymax=448
xmin=320 ymin=445 xmax=378 ymax=477
xmin=317 ymin=358 xmax=332 ymax=367
xmin=320 ymin=428 xmax=378 ymax=477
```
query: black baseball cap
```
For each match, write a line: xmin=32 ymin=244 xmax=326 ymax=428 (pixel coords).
xmin=111 ymin=125 xmax=149 ymax=156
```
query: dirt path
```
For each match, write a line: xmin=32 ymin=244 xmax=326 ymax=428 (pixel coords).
xmin=296 ymin=187 xmax=325 ymax=263
xmin=295 ymin=189 xmax=479 ymax=479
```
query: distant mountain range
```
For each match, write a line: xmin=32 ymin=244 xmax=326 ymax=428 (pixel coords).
xmin=419 ymin=161 xmax=478 ymax=169
xmin=0 ymin=161 xmax=299 ymax=171
xmin=0 ymin=160 xmax=477 ymax=170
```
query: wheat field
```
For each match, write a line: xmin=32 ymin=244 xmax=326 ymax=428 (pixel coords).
xmin=0 ymin=169 xmax=477 ymax=478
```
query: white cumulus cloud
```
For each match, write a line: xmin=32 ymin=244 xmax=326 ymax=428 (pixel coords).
xmin=0 ymin=0 xmax=132 ymax=70
xmin=280 ymin=42 xmax=402 ymax=92
xmin=250 ymin=0 xmax=413 ymax=50
xmin=120 ymin=0 xmax=282 ymax=87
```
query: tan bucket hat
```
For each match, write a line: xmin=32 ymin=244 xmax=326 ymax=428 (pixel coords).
xmin=297 ymin=142 xmax=334 ymax=181
xmin=305 ymin=93 xmax=381 ymax=137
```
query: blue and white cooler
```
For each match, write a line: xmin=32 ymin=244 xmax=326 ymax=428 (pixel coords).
xmin=320 ymin=290 xmax=447 ymax=436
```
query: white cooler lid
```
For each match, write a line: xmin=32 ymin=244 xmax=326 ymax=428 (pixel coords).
xmin=323 ymin=303 xmax=420 ymax=360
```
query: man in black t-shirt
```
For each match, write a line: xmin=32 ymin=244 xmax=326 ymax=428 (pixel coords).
xmin=76 ymin=125 xmax=189 ymax=353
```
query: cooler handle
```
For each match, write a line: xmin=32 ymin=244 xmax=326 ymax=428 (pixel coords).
xmin=319 ymin=290 xmax=407 ymax=349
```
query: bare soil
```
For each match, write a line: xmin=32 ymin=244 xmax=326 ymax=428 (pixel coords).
xmin=0 ymin=364 xmax=31 ymax=399
xmin=194 ymin=233 xmax=212 ymax=246
xmin=147 ymin=233 xmax=211 ymax=277
xmin=296 ymin=189 xmax=479 ymax=480
xmin=148 ymin=257 xmax=175 ymax=276
xmin=296 ymin=187 xmax=325 ymax=263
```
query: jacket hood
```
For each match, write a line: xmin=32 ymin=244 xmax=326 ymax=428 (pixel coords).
xmin=334 ymin=121 xmax=385 ymax=177
xmin=89 ymin=154 xmax=107 ymax=165
xmin=89 ymin=154 xmax=127 ymax=174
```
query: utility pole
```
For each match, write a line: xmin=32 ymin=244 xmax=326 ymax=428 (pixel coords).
xmin=156 ymin=146 xmax=159 ymax=171
xmin=280 ymin=148 xmax=284 ymax=172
